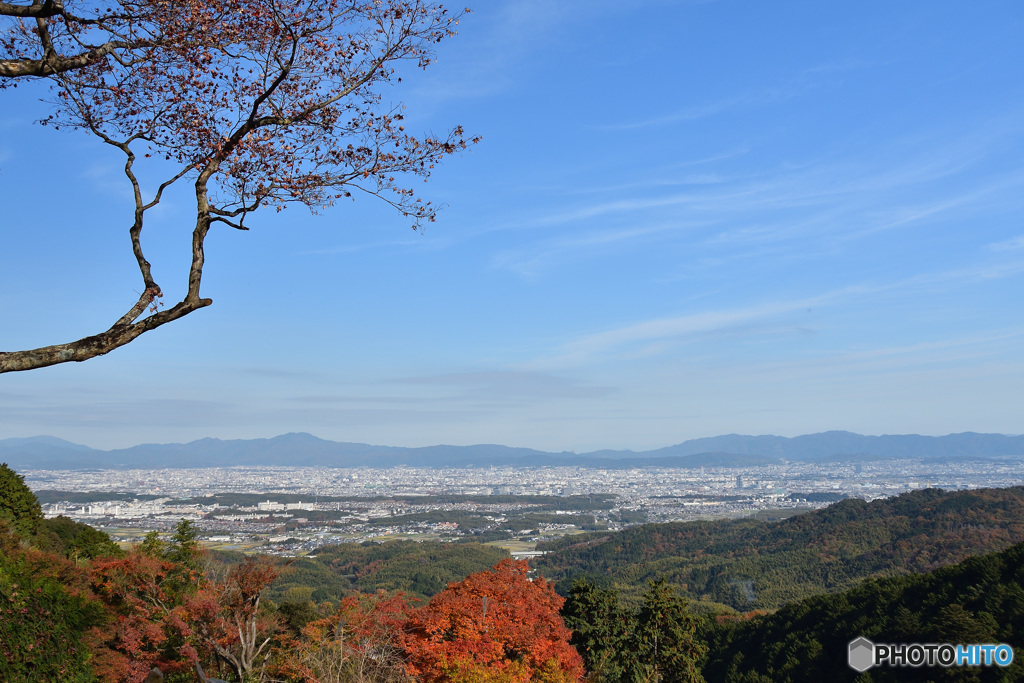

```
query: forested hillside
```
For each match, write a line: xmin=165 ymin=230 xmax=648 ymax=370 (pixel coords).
xmin=1 ymin=464 xmax=589 ymax=682
xmin=535 ymin=487 xmax=1024 ymax=610
xmin=701 ymin=540 xmax=1024 ymax=682
xmin=9 ymin=457 xmax=1024 ymax=682
xmin=260 ymin=540 xmax=509 ymax=605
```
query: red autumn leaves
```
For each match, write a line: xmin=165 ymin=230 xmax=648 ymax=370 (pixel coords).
xmin=89 ymin=553 xmax=584 ymax=682
xmin=402 ymin=558 xmax=584 ymax=682
xmin=3 ymin=506 xmax=583 ymax=682
xmin=292 ymin=558 xmax=584 ymax=682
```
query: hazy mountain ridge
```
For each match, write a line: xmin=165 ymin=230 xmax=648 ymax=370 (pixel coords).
xmin=1 ymin=430 xmax=1023 ymax=470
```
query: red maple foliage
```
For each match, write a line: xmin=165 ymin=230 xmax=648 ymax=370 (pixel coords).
xmin=0 ymin=524 xmax=104 ymax=681
xmin=85 ymin=528 xmax=286 ymax=682
xmin=403 ymin=559 xmax=584 ymax=683
xmin=86 ymin=550 xmax=205 ymax=681
xmin=281 ymin=590 xmax=413 ymax=682
xmin=190 ymin=555 xmax=281 ymax=682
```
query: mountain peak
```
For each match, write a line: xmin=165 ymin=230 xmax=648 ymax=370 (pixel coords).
xmin=0 ymin=435 xmax=93 ymax=451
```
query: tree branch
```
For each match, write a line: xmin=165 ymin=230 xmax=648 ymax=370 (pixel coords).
xmin=0 ymin=1 xmax=64 ymax=19
xmin=2 ymin=1 xmax=474 ymax=373
xmin=0 ymin=296 xmax=210 ymax=373
xmin=0 ymin=39 xmax=133 ymax=77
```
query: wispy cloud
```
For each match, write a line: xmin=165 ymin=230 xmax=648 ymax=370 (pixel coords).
xmin=399 ymin=370 xmax=614 ymax=402
xmin=824 ymin=329 xmax=1024 ymax=365
xmin=490 ymin=220 xmax=703 ymax=278
xmin=989 ymin=235 xmax=1024 ymax=251
xmin=269 ymin=405 xmax=489 ymax=427
xmin=531 ymin=295 xmax=830 ymax=368
xmin=596 ymin=95 xmax=754 ymax=131
xmin=81 ymin=161 xmax=134 ymax=199
xmin=720 ymin=328 xmax=1024 ymax=387
xmin=293 ymin=236 xmax=428 ymax=257
xmin=528 ymin=254 xmax=1024 ymax=369
xmin=841 ymin=171 xmax=1024 ymax=240
xmin=481 ymin=118 xmax=1024 ymax=279
xmin=0 ymin=397 xmax=232 ymax=429
xmin=410 ymin=0 xmax=585 ymax=102
xmin=596 ymin=61 xmax=875 ymax=130
xmin=887 ymin=258 xmax=1024 ymax=289
xmin=289 ymin=394 xmax=422 ymax=405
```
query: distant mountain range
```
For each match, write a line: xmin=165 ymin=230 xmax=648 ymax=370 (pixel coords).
xmin=1 ymin=430 xmax=1023 ymax=470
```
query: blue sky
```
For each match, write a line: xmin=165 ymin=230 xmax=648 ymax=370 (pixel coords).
xmin=2 ymin=0 xmax=1023 ymax=451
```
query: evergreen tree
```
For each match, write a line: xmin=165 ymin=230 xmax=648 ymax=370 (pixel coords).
xmin=167 ymin=519 xmax=202 ymax=570
xmin=931 ymin=603 xmax=992 ymax=644
xmin=36 ymin=515 xmax=123 ymax=560
xmin=562 ymin=578 xmax=706 ymax=683
xmin=139 ymin=530 xmax=165 ymax=557
xmin=563 ymin=578 xmax=633 ymax=682
xmin=631 ymin=579 xmax=706 ymax=683
xmin=0 ymin=463 xmax=43 ymax=539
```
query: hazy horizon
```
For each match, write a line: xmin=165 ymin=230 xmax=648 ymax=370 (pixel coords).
xmin=5 ymin=428 xmax=1024 ymax=456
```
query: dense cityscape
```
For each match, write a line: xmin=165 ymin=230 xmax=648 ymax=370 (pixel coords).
xmin=24 ymin=456 xmax=1024 ymax=556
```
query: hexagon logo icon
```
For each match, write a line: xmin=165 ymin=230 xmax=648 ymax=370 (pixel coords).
xmin=848 ymin=637 xmax=874 ymax=672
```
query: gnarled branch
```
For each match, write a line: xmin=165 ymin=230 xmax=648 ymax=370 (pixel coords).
xmin=0 ymin=296 xmax=211 ymax=372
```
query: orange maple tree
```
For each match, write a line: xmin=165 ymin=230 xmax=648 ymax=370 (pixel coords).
xmin=186 ymin=555 xmax=282 ymax=682
xmin=86 ymin=550 xmax=206 ymax=681
xmin=85 ymin=524 xmax=285 ymax=682
xmin=283 ymin=590 xmax=413 ymax=683
xmin=403 ymin=559 xmax=584 ymax=683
